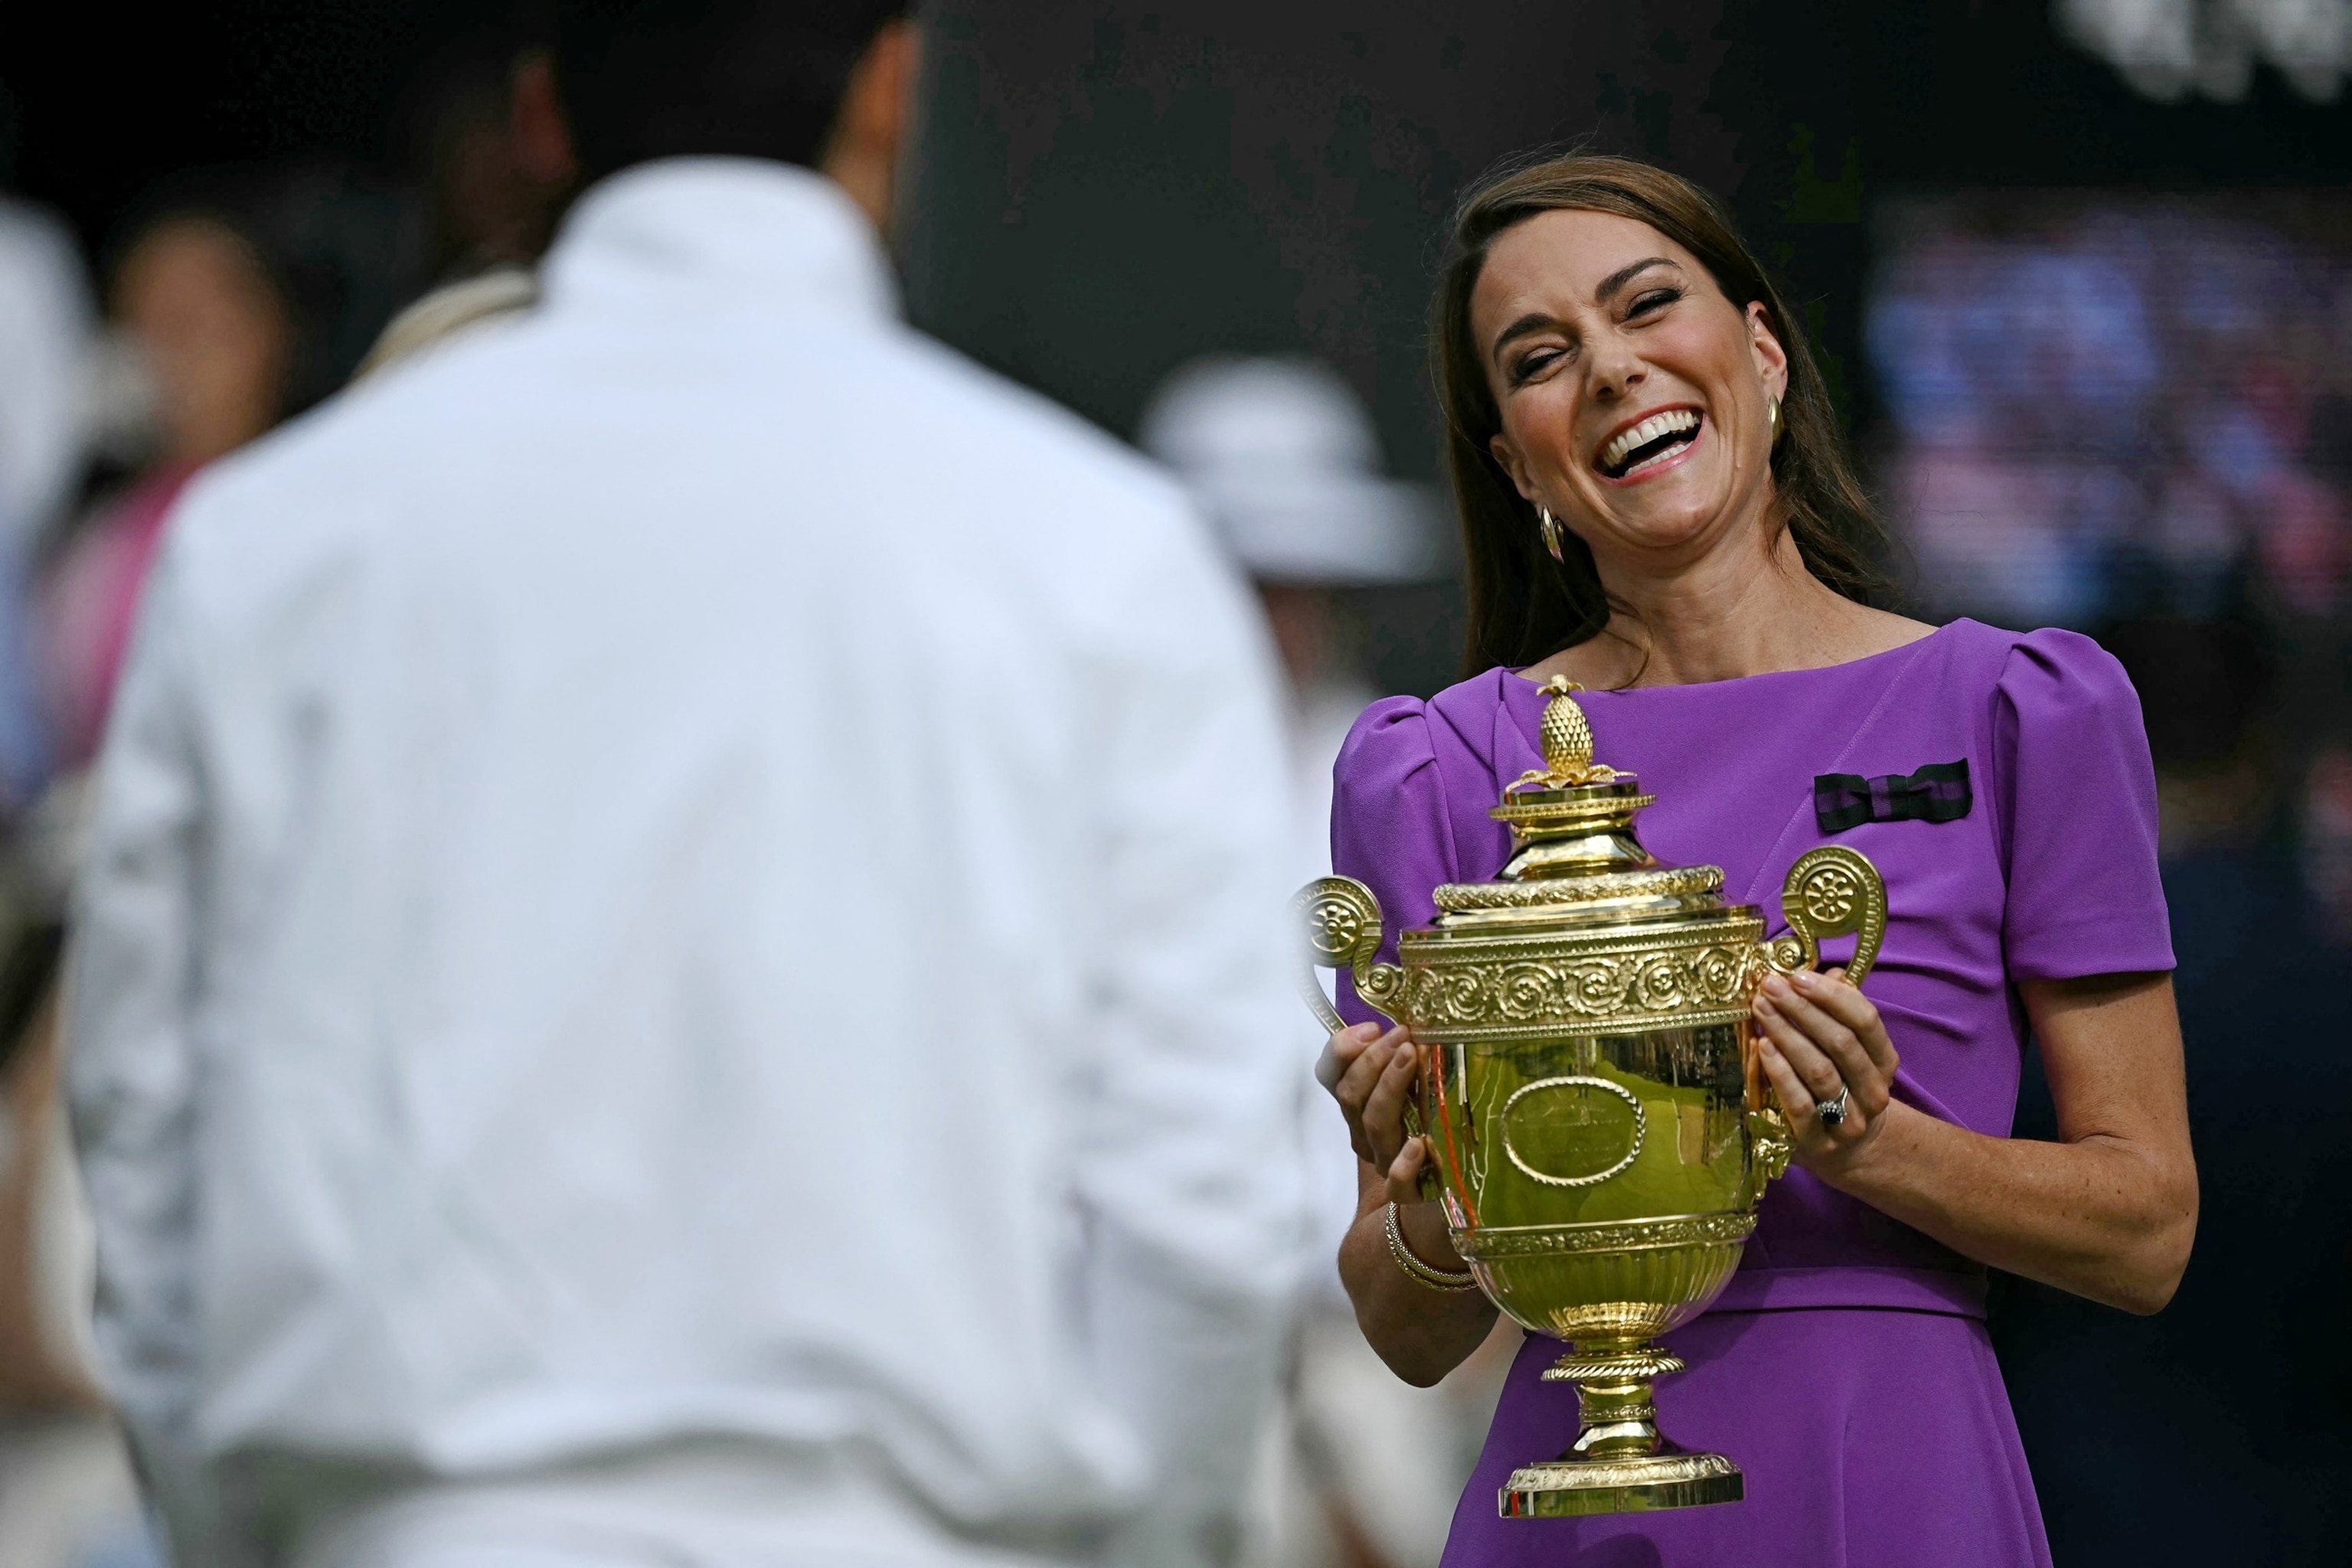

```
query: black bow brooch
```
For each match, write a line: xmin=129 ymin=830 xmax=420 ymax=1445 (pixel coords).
xmin=1814 ymin=760 xmax=1971 ymax=835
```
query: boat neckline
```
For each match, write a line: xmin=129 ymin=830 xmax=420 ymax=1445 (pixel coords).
xmin=1507 ymin=617 xmax=1963 ymax=696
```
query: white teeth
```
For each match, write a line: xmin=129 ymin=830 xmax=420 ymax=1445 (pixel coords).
xmin=1599 ymin=408 xmax=1700 ymax=472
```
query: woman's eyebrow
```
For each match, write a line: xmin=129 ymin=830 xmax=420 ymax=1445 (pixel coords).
xmin=1488 ymin=312 xmax=1561 ymax=367
xmin=1595 ymin=256 xmax=1676 ymax=302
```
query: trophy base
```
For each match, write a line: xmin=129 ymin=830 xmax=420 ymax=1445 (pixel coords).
xmin=1501 ymin=1448 xmax=1743 ymax=1517
xmin=1498 ymin=1341 xmax=1742 ymax=1517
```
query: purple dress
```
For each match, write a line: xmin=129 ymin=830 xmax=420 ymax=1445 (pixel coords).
xmin=1329 ymin=619 xmax=2174 ymax=1567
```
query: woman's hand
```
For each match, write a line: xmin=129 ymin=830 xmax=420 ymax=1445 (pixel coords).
xmin=1752 ymin=970 xmax=2194 ymax=1315
xmin=1321 ymin=1021 xmax=1496 ymax=1384
xmin=1752 ymin=966 xmax=1899 ymax=1173
xmin=1317 ymin=1021 xmax=1436 ymax=1204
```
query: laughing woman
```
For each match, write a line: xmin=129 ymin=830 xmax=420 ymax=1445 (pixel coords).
xmin=1317 ymin=154 xmax=2196 ymax=1566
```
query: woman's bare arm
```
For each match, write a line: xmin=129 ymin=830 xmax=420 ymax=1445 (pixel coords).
xmin=1757 ymin=969 xmax=2197 ymax=1314
xmin=1336 ymin=1159 xmax=1498 ymax=1386
xmin=1323 ymin=1024 xmax=1496 ymax=1384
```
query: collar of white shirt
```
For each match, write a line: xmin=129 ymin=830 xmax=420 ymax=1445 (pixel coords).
xmin=541 ymin=156 xmax=899 ymax=325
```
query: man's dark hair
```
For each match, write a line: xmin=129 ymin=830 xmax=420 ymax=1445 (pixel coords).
xmin=541 ymin=2 xmax=913 ymax=181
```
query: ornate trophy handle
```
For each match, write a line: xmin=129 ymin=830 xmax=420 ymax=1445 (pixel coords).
xmin=1746 ymin=847 xmax=1889 ymax=1172
xmin=1760 ymin=845 xmax=1888 ymax=988
xmin=1292 ymin=878 xmax=1430 ymax=1191
xmin=1292 ymin=876 xmax=1406 ymax=1031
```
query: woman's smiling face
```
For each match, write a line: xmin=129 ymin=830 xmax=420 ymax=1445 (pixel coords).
xmin=1473 ymin=207 xmax=1788 ymax=570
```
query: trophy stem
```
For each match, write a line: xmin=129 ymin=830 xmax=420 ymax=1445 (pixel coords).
xmin=1500 ymin=1340 xmax=1745 ymax=1518
xmin=1557 ymin=1341 xmax=1674 ymax=1459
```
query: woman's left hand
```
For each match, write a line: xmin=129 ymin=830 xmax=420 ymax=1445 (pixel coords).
xmin=1753 ymin=966 xmax=1900 ymax=1170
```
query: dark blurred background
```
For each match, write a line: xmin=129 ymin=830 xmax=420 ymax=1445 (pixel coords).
xmin=1 ymin=2 xmax=2348 ymax=1563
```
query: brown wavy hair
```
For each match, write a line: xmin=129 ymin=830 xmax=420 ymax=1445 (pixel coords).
xmin=1433 ymin=152 xmax=1884 ymax=675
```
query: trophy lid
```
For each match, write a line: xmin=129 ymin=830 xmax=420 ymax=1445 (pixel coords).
xmin=1430 ymin=676 xmax=1728 ymax=928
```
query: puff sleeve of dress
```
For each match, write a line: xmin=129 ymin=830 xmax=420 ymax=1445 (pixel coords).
xmin=1992 ymin=627 xmax=2175 ymax=982
xmin=1329 ymin=696 xmax=1455 ymax=1029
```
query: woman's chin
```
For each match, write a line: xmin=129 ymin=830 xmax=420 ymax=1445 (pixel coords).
xmin=1589 ymin=488 xmax=1741 ymax=554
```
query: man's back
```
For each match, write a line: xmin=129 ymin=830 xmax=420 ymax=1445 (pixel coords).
xmin=70 ymin=161 xmax=1307 ymax=1561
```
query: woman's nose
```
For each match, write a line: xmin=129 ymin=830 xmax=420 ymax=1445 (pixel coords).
xmin=1588 ymin=345 xmax=1646 ymax=400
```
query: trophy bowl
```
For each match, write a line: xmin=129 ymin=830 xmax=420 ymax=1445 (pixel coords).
xmin=1297 ymin=677 xmax=1886 ymax=1517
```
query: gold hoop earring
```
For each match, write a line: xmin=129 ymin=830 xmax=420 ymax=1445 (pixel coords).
xmin=1768 ymin=395 xmax=1782 ymax=448
xmin=1537 ymin=505 xmax=1566 ymax=564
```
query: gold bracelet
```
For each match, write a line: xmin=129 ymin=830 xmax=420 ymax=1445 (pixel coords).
xmin=1384 ymin=1200 xmax=1478 ymax=1292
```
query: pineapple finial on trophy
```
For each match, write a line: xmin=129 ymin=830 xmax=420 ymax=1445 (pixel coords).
xmin=1518 ymin=675 xmax=1617 ymax=789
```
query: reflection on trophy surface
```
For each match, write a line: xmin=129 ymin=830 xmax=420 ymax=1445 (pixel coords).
xmin=1297 ymin=677 xmax=1887 ymax=1517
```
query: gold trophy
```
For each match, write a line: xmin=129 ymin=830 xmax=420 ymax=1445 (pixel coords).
xmin=1296 ymin=676 xmax=1886 ymax=1517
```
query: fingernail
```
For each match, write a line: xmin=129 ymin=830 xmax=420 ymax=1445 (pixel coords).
xmin=1764 ymin=975 xmax=1792 ymax=998
xmin=1352 ymin=1023 xmax=1380 ymax=1040
xmin=1754 ymin=995 xmax=1778 ymax=1016
xmin=1791 ymin=969 xmax=1820 ymax=989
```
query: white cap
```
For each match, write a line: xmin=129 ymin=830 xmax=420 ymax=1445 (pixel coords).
xmin=1138 ymin=355 xmax=1445 ymax=585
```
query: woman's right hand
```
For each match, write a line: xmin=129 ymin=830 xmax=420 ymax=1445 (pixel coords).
xmin=1321 ymin=1021 xmax=1492 ymax=1385
xmin=1315 ymin=1021 xmax=1434 ymax=1204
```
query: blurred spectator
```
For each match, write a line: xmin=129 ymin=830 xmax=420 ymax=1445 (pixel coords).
xmin=1141 ymin=357 xmax=1439 ymax=828
xmin=0 ymin=179 xmax=91 ymax=559
xmin=68 ymin=8 xmax=1308 ymax=1568
xmin=2060 ymin=0 xmax=2352 ymax=106
xmin=34 ymin=210 xmax=291 ymax=771
xmin=1142 ymin=358 xmax=1502 ymax=1568
xmin=0 ymin=89 xmax=90 ymax=812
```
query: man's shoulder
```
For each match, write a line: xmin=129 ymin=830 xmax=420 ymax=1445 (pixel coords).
xmin=165 ymin=373 xmax=410 ymax=544
xmin=153 ymin=352 xmax=497 ymax=615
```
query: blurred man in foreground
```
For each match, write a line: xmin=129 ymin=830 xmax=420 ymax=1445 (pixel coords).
xmin=67 ymin=5 xmax=1308 ymax=1564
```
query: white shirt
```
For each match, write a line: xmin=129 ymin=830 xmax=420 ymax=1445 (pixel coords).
xmin=68 ymin=160 xmax=1308 ymax=1565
